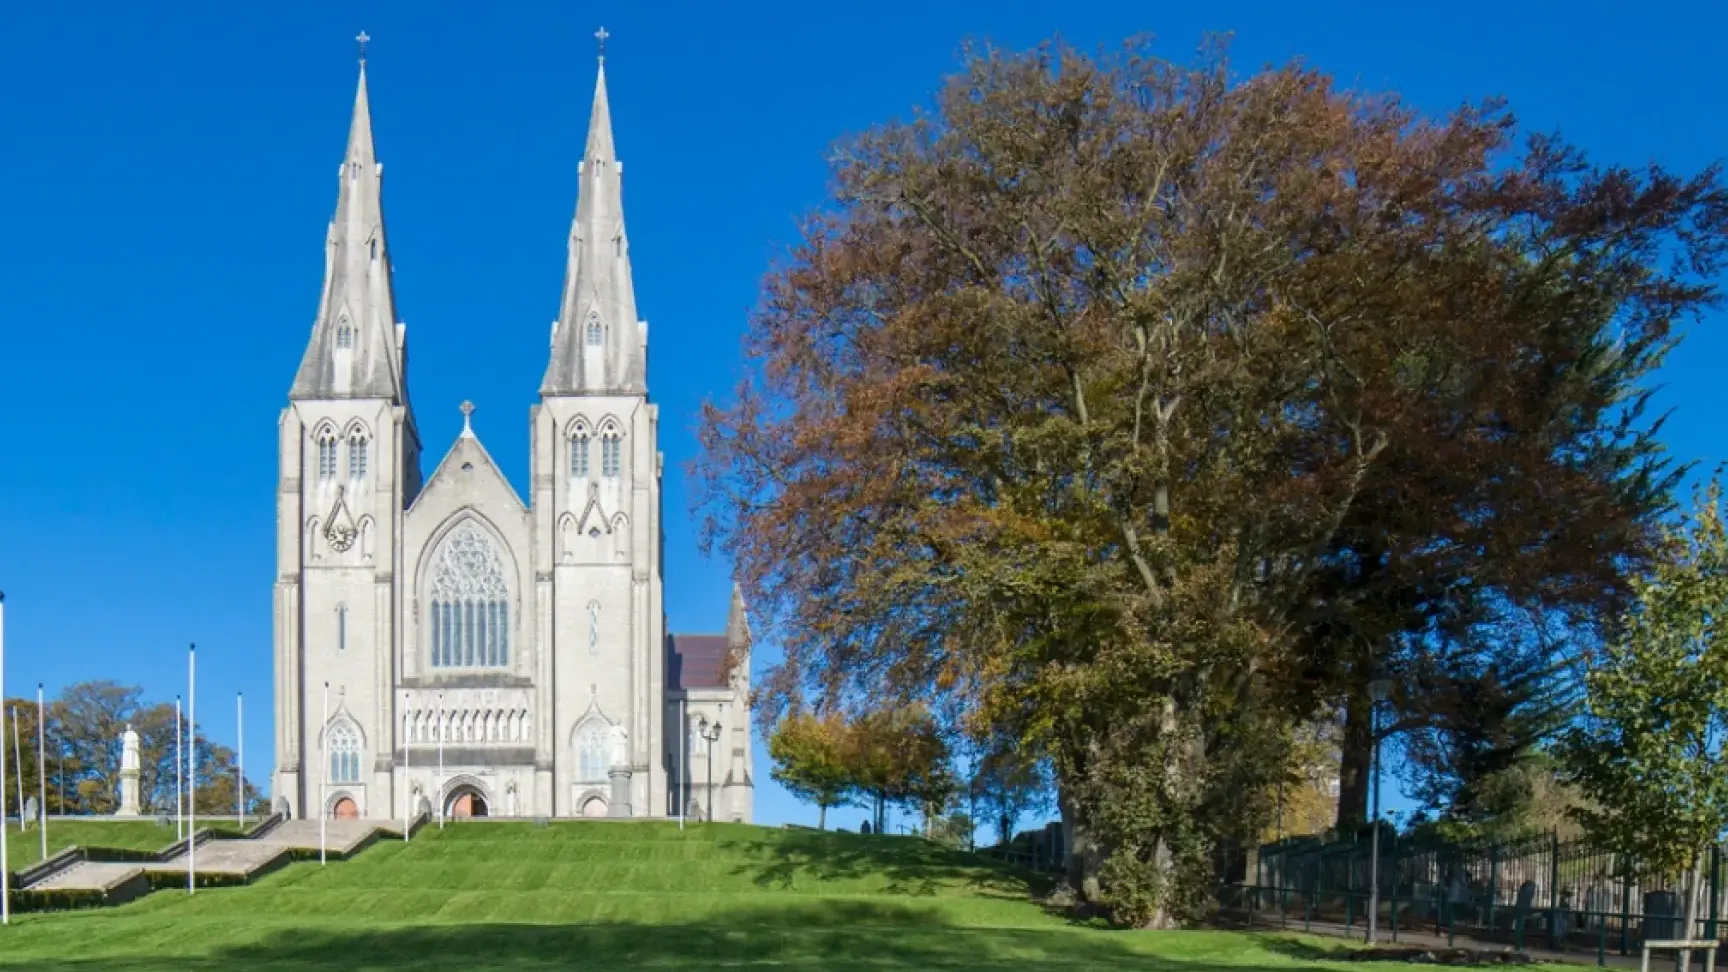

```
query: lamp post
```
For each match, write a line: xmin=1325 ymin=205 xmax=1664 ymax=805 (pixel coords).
xmin=1366 ymin=669 xmax=1393 ymax=944
xmin=402 ymin=690 xmax=411 ymax=842
xmin=696 ymin=716 xmax=721 ymax=823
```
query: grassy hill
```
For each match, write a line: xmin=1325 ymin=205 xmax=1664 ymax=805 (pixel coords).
xmin=0 ymin=822 xmax=1369 ymax=971
xmin=2 ymin=819 xmax=247 ymax=869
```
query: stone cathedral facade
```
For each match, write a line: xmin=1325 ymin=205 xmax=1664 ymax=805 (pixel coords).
xmin=271 ymin=58 xmax=754 ymax=824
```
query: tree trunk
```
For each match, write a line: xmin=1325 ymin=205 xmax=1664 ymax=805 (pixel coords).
xmin=818 ymin=802 xmax=827 ymax=831
xmin=1336 ymin=691 xmax=1372 ymax=832
xmin=1059 ymin=781 xmax=1104 ymax=900
xmin=1680 ymin=848 xmax=1708 ymax=972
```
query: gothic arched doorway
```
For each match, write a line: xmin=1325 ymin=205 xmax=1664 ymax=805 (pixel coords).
xmin=448 ymin=787 xmax=489 ymax=819
xmin=331 ymin=797 xmax=359 ymax=820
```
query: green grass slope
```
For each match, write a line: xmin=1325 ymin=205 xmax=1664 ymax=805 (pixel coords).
xmin=0 ymin=822 xmax=1368 ymax=971
xmin=3 ymin=819 xmax=245 ymax=869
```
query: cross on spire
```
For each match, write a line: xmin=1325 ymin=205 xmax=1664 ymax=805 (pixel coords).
xmin=356 ymin=30 xmax=370 ymax=64
xmin=459 ymin=400 xmax=475 ymax=434
xmin=594 ymin=26 xmax=609 ymax=63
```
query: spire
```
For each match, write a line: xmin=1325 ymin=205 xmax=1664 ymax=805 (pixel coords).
xmin=291 ymin=54 xmax=409 ymax=404
xmin=542 ymin=40 xmax=645 ymax=397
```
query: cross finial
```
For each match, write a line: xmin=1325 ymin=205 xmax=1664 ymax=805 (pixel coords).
xmin=460 ymin=400 xmax=475 ymax=432
xmin=356 ymin=30 xmax=371 ymax=65
xmin=594 ymin=26 xmax=610 ymax=64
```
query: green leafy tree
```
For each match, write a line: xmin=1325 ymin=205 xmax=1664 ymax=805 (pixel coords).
xmin=1563 ymin=486 xmax=1728 ymax=969
xmin=971 ymin=742 xmax=1053 ymax=847
xmin=767 ymin=712 xmax=856 ymax=830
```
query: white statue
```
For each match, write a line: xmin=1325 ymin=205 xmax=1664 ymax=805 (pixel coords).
xmin=121 ymin=725 xmax=140 ymax=771
xmin=116 ymin=724 xmax=142 ymax=817
xmin=610 ymin=725 xmax=628 ymax=769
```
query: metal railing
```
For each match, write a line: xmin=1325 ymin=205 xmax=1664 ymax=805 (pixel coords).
xmin=1242 ymin=831 xmax=1728 ymax=964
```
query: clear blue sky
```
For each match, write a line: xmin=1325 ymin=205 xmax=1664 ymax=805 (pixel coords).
xmin=0 ymin=1 xmax=1722 ymax=831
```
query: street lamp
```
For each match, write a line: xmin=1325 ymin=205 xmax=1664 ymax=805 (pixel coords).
xmin=1366 ymin=668 xmax=1394 ymax=944
xmin=696 ymin=716 xmax=722 ymax=823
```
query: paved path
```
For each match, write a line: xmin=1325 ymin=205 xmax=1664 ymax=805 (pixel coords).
xmin=1248 ymin=913 xmax=1688 ymax=969
xmin=28 ymin=861 xmax=142 ymax=892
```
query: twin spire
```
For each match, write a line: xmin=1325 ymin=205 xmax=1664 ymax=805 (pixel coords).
xmin=290 ymin=62 xmax=405 ymax=402
xmin=293 ymin=34 xmax=642 ymax=405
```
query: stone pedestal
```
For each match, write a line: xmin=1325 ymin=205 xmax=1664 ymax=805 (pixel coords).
xmin=608 ymin=767 xmax=633 ymax=818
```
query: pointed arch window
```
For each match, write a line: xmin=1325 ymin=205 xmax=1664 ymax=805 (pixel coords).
xmin=578 ymin=723 xmax=609 ymax=781
xmin=601 ymin=428 xmax=622 ymax=479
xmin=427 ymin=522 xmax=511 ymax=669
xmin=570 ymin=430 xmax=590 ymax=478
xmin=347 ymin=429 xmax=368 ymax=484
xmin=586 ymin=314 xmax=603 ymax=346
xmin=317 ymin=428 xmax=339 ymax=483
xmin=328 ymin=721 xmax=361 ymax=784
xmin=336 ymin=323 xmax=355 ymax=350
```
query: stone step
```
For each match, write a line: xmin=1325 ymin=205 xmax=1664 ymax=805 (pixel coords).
xmin=28 ymin=861 xmax=143 ymax=892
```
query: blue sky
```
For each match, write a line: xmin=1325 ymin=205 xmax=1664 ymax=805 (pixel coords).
xmin=0 ymin=1 xmax=1722 ymax=832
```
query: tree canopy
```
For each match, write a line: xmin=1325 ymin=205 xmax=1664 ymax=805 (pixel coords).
xmin=698 ymin=37 xmax=1728 ymax=925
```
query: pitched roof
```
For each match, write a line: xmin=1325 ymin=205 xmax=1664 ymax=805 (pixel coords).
xmin=668 ymin=634 xmax=730 ymax=691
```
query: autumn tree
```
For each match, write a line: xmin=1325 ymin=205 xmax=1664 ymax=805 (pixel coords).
xmin=847 ymin=709 xmax=953 ymax=835
xmin=1563 ymin=486 xmax=1728 ymax=971
xmin=768 ymin=712 xmax=856 ymax=829
xmin=698 ymin=37 xmax=1728 ymax=926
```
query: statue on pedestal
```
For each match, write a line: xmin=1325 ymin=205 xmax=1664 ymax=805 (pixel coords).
xmin=116 ymin=725 xmax=142 ymax=817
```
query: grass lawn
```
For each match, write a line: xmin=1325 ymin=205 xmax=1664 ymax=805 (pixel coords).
xmin=2 ymin=819 xmax=244 ymax=869
xmin=0 ymin=822 xmax=1383 ymax=971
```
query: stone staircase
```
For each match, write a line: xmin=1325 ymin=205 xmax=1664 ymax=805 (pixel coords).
xmin=16 ymin=815 xmax=420 ymax=908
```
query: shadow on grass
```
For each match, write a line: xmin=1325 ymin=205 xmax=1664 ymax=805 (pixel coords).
xmin=719 ymin=830 xmax=1053 ymax=899
xmin=0 ymin=899 xmax=1173 ymax=972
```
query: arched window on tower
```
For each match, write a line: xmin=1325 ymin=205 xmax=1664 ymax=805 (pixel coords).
xmin=427 ymin=522 xmax=511 ymax=669
xmin=586 ymin=314 xmax=603 ymax=346
xmin=601 ymin=429 xmax=622 ymax=478
xmin=328 ymin=722 xmax=361 ymax=784
xmin=317 ymin=428 xmax=339 ymax=484
xmin=335 ymin=322 xmax=355 ymax=350
xmin=578 ymin=723 xmax=608 ymax=781
xmin=347 ymin=429 xmax=368 ymax=485
xmin=570 ymin=429 xmax=590 ymax=478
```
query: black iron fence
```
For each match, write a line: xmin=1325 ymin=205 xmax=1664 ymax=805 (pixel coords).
xmin=1241 ymin=831 xmax=1728 ymax=963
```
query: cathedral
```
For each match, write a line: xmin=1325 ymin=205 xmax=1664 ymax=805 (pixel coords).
xmin=270 ymin=51 xmax=754 ymax=824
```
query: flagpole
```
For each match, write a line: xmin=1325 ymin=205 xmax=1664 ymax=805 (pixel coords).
xmin=11 ymin=706 xmax=24 ymax=835
xmin=37 ymin=684 xmax=47 ymax=861
xmin=436 ymin=692 xmax=444 ymax=830
xmin=678 ymin=697 xmax=686 ymax=831
xmin=175 ymin=695 xmax=183 ymax=841
xmin=187 ymin=643 xmax=196 ymax=895
xmin=1 ymin=592 xmax=12 ymax=925
xmin=401 ymin=690 xmax=410 ymax=842
xmin=320 ymin=682 xmax=329 ymax=865
xmin=236 ymin=692 xmax=244 ymax=827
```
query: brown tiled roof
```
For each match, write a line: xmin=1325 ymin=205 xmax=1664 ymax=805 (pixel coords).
xmin=668 ymin=634 xmax=730 ymax=690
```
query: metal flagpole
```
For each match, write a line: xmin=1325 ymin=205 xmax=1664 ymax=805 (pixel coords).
xmin=436 ymin=693 xmax=444 ymax=830
xmin=320 ymin=682 xmax=328 ymax=865
xmin=678 ymin=698 xmax=686 ymax=831
xmin=187 ymin=643 xmax=196 ymax=894
xmin=401 ymin=690 xmax=410 ymax=842
xmin=1 ymin=592 xmax=11 ymax=925
xmin=10 ymin=707 xmax=24 ymax=834
xmin=175 ymin=696 xmax=183 ymax=840
xmin=37 ymin=684 xmax=47 ymax=861
xmin=236 ymin=692 xmax=244 ymax=827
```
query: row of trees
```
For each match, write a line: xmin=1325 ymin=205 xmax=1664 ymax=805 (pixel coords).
xmin=698 ymin=35 xmax=1728 ymax=926
xmin=2 ymin=680 xmax=260 ymax=818
xmin=770 ymin=709 xmax=1052 ymax=846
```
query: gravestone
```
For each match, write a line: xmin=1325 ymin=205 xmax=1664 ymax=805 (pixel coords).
xmin=23 ymin=796 xmax=37 ymax=827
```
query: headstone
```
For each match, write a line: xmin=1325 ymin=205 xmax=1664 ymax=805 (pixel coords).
xmin=115 ymin=725 xmax=142 ymax=817
xmin=23 ymin=796 xmax=38 ymax=826
xmin=861 ymin=820 xmax=873 ymax=835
